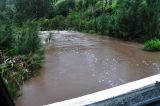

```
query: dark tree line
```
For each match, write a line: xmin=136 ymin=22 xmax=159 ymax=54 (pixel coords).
xmin=15 ymin=0 xmax=52 ymax=22
xmin=0 ymin=0 xmax=6 ymax=11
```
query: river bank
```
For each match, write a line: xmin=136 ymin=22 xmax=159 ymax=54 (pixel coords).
xmin=16 ymin=31 xmax=160 ymax=106
xmin=0 ymin=51 xmax=44 ymax=98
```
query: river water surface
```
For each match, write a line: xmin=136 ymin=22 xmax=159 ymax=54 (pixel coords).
xmin=16 ymin=31 xmax=160 ymax=106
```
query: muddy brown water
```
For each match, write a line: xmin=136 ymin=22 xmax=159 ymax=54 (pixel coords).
xmin=16 ymin=31 xmax=160 ymax=106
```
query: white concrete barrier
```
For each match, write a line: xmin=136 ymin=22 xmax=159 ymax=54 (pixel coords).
xmin=45 ymin=74 xmax=160 ymax=106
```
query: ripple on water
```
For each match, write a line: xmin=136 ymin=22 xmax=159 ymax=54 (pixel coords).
xmin=16 ymin=31 xmax=160 ymax=106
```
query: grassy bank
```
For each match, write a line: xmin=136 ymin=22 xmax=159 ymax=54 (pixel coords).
xmin=144 ymin=39 xmax=160 ymax=51
xmin=0 ymin=19 xmax=44 ymax=98
xmin=0 ymin=53 xmax=44 ymax=98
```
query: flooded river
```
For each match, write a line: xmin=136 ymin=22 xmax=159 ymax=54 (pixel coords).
xmin=16 ymin=31 xmax=160 ymax=106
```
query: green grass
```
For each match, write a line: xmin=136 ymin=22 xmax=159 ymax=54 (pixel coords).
xmin=144 ymin=39 xmax=160 ymax=51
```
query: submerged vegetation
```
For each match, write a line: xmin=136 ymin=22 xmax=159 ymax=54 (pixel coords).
xmin=0 ymin=0 xmax=160 ymax=99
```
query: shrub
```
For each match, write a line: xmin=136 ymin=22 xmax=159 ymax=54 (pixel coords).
xmin=55 ymin=0 xmax=75 ymax=16
xmin=15 ymin=21 xmax=42 ymax=54
xmin=39 ymin=16 xmax=66 ymax=30
xmin=88 ymin=30 xmax=95 ymax=34
xmin=39 ymin=18 xmax=52 ymax=30
xmin=86 ymin=19 xmax=94 ymax=31
xmin=0 ymin=56 xmax=26 ymax=98
xmin=0 ymin=21 xmax=15 ymax=49
xmin=0 ymin=53 xmax=44 ymax=98
xmin=144 ymin=39 xmax=160 ymax=51
xmin=97 ymin=14 xmax=108 ymax=35
xmin=15 ymin=0 xmax=52 ymax=22
xmin=66 ymin=10 xmax=88 ymax=31
xmin=107 ymin=0 xmax=160 ymax=41
xmin=66 ymin=11 xmax=80 ymax=30
xmin=51 ymin=15 xmax=66 ymax=30
xmin=27 ymin=53 xmax=44 ymax=72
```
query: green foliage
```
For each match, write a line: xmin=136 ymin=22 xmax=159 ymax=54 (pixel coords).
xmin=144 ymin=39 xmax=160 ymax=51
xmin=39 ymin=18 xmax=52 ymax=30
xmin=110 ymin=0 xmax=142 ymax=38
xmin=87 ymin=19 xmax=94 ymax=31
xmin=55 ymin=0 xmax=75 ymax=16
xmin=15 ymin=21 xmax=42 ymax=54
xmin=0 ymin=0 xmax=45 ymax=99
xmin=106 ymin=0 xmax=160 ymax=41
xmin=51 ymin=15 xmax=66 ymax=30
xmin=97 ymin=14 xmax=107 ymax=35
xmin=5 ymin=5 xmax=16 ymax=20
xmin=39 ymin=15 xmax=66 ymax=30
xmin=66 ymin=11 xmax=80 ymax=30
xmin=15 ymin=0 xmax=52 ymax=22
xmin=0 ymin=56 xmax=25 ymax=97
xmin=0 ymin=53 xmax=44 ymax=98
xmin=0 ymin=21 xmax=15 ymax=49
xmin=66 ymin=10 xmax=89 ymax=31
xmin=0 ymin=0 xmax=6 ymax=11
xmin=45 ymin=0 xmax=160 ymax=42
xmin=88 ymin=30 xmax=95 ymax=34
xmin=27 ymin=53 xmax=44 ymax=72
xmin=139 ymin=0 xmax=160 ymax=38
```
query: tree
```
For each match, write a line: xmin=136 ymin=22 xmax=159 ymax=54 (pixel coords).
xmin=56 ymin=0 xmax=75 ymax=16
xmin=144 ymin=0 xmax=160 ymax=38
xmin=0 ymin=0 xmax=6 ymax=11
xmin=15 ymin=0 xmax=52 ymax=22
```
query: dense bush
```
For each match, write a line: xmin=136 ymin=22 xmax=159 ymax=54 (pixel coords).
xmin=97 ymin=14 xmax=108 ymax=35
xmin=40 ymin=15 xmax=66 ymax=30
xmin=65 ymin=10 xmax=90 ymax=31
xmin=102 ymin=0 xmax=160 ymax=41
xmin=44 ymin=0 xmax=160 ymax=42
xmin=28 ymin=0 xmax=160 ymax=43
xmin=86 ymin=19 xmax=95 ymax=31
xmin=39 ymin=18 xmax=52 ymax=30
xmin=65 ymin=11 xmax=81 ymax=30
xmin=0 ymin=21 xmax=15 ymax=49
xmin=0 ymin=0 xmax=45 ymax=99
xmin=15 ymin=21 xmax=42 ymax=54
xmin=0 ymin=19 xmax=44 ymax=98
xmin=55 ymin=0 xmax=75 ymax=16
xmin=144 ymin=39 xmax=160 ymax=51
xmin=15 ymin=0 xmax=52 ymax=23
xmin=50 ymin=15 xmax=66 ymax=30
xmin=0 ymin=53 xmax=44 ymax=98
xmin=0 ymin=0 xmax=6 ymax=11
